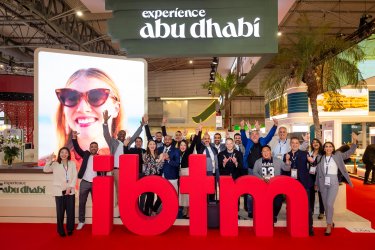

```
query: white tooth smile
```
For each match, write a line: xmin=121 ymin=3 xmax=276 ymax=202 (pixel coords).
xmin=77 ymin=118 xmax=96 ymax=124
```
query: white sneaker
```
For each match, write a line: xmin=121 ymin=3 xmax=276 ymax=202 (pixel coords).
xmin=76 ymin=222 xmax=85 ymax=230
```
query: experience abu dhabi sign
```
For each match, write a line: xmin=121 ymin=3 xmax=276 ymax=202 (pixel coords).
xmin=106 ymin=0 xmax=278 ymax=57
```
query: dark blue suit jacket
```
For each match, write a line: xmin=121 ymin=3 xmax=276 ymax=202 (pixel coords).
xmin=157 ymin=145 xmax=180 ymax=179
xmin=283 ymin=149 xmax=313 ymax=189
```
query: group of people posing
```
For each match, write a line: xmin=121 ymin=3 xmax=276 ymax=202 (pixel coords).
xmin=44 ymin=112 xmax=358 ymax=238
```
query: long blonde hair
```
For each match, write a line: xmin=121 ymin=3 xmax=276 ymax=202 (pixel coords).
xmin=55 ymin=68 xmax=124 ymax=150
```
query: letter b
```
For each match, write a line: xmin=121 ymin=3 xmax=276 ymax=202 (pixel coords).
xmin=119 ymin=154 xmax=178 ymax=235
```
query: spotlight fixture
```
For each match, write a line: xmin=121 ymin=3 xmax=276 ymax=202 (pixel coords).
xmin=210 ymin=69 xmax=215 ymax=76
xmin=209 ymin=75 xmax=215 ymax=82
xmin=277 ymin=31 xmax=282 ymax=36
xmin=212 ymin=57 xmax=219 ymax=65
xmin=189 ymin=60 xmax=193 ymax=64
xmin=76 ymin=10 xmax=83 ymax=17
xmin=208 ymin=89 xmax=212 ymax=95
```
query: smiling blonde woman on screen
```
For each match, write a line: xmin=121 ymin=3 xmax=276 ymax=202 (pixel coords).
xmin=54 ymin=68 xmax=124 ymax=164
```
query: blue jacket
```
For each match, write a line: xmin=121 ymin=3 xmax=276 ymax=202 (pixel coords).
xmin=157 ymin=145 xmax=180 ymax=180
xmin=240 ymin=125 xmax=277 ymax=169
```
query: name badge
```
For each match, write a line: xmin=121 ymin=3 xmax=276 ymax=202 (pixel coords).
xmin=276 ymin=154 xmax=283 ymax=160
xmin=325 ymin=176 xmax=331 ymax=186
xmin=291 ymin=169 xmax=298 ymax=179
xmin=309 ymin=166 xmax=317 ymax=175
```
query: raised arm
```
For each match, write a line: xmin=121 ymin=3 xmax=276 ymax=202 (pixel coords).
xmin=129 ymin=116 xmax=145 ymax=146
xmin=43 ymin=154 xmax=55 ymax=173
xmin=72 ymin=131 xmax=85 ymax=157
xmin=338 ymin=133 xmax=358 ymax=160
xmin=161 ymin=116 xmax=167 ymax=137
xmin=262 ymin=119 xmax=278 ymax=144
xmin=102 ymin=110 xmax=115 ymax=148
xmin=188 ymin=124 xmax=202 ymax=154
xmin=240 ymin=120 xmax=248 ymax=147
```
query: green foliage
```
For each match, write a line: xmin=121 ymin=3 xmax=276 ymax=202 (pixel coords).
xmin=264 ymin=14 xmax=366 ymax=100
xmin=202 ymin=72 xmax=255 ymax=108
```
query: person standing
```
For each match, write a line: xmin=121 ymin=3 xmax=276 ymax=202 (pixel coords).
xmin=285 ymin=137 xmax=315 ymax=236
xmin=240 ymin=119 xmax=278 ymax=217
xmin=253 ymin=145 xmax=290 ymax=223
xmin=308 ymin=138 xmax=325 ymax=220
xmin=315 ymin=133 xmax=357 ymax=236
xmin=102 ymin=110 xmax=144 ymax=205
xmin=44 ymin=147 xmax=77 ymax=237
xmin=362 ymin=144 xmax=375 ymax=185
xmin=213 ymin=133 xmax=226 ymax=153
xmin=72 ymin=131 xmax=99 ymax=230
xmin=142 ymin=140 xmax=164 ymax=216
xmin=179 ymin=124 xmax=202 ymax=219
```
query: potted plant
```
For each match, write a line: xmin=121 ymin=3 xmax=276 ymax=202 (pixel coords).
xmin=1 ymin=135 xmax=22 ymax=166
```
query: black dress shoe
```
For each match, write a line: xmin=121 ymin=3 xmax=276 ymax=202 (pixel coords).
xmin=273 ymin=217 xmax=277 ymax=224
xmin=364 ymin=182 xmax=372 ymax=185
xmin=59 ymin=233 xmax=66 ymax=237
xmin=67 ymin=231 xmax=73 ymax=236
xmin=309 ymin=229 xmax=314 ymax=236
xmin=248 ymin=212 xmax=253 ymax=218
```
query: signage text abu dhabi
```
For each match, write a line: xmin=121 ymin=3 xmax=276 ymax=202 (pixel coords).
xmin=106 ymin=0 xmax=278 ymax=57
xmin=0 ymin=181 xmax=46 ymax=194
xmin=91 ymin=154 xmax=309 ymax=237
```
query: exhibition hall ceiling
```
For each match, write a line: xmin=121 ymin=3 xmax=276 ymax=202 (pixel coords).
xmin=0 ymin=0 xmax=374 ymax=75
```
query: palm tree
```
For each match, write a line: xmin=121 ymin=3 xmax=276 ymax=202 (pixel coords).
xmin=264 ymin=15 xmax=366 ymax=141
xmin=203 ymin=72 xmax=255 ymax=129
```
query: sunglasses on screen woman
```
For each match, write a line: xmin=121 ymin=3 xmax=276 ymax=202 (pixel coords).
xmin=55 ymin=88 xmax=118 ymax=107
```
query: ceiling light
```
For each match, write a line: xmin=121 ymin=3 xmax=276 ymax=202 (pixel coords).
xmin=277 ymin=31 xmax=282 ymax=36
xmin=76 ymin=11 xmax=83 ymax=17
xmin=209 ymin=75 xmax=215 ymax=82
xmin=212 ymin=57 xmax=219 ymax=65
xmin=189 ymin=60 xmax=193 ymax=64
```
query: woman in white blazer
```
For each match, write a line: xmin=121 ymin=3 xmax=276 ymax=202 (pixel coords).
xmin=315 ymin=132 xmax=357 ymax=236
xmin=44 ymin=147 xmax=77 ymax=237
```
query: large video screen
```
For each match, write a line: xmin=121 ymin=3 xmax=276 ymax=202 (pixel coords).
xmin=35 ymin=49 xmax=146 ymax=165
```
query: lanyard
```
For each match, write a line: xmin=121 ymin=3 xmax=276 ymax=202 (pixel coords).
xmin=63 ymin=163 xmax=69 ymax=183
xmin=325 ymin=156 xmax=332 ymax=175
xmin=180 ymin=152 xmax=185 ymax=167
xmin=278 ymin=140 xmax=287 ymax=154
xmin=291 ymin=151 xmax=298 ymax=169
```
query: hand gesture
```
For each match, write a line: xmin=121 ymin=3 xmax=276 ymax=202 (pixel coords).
xmin=352 ymin=132 xmax=358 ymax=144
xmin=103 ymin=110 xmax=111 ymax=124
xmin=273 ymin=118 xmax=278 ymax=126
xmin=307 ymin=156 xmax=314 ymax=163
xmin=65 ymin=187 xmax=71 ymax=195
xmin=240 ymin=120 xmax=245 ymax=129
xmin=124 ymin=136 xmax=131 ymax=147
xmin=72 ymin=131 xmax=79 ymax=139
xmin=223 ymin=155 xmax=229 ymax=166
xmin=161 ymin=116 xmax=167 ymax=126
xmin=245 ymin=121 xmax=251 ymax=130
xmin=204 ymin=129 xmax=209 ymax=136
xmin=197 ymin=123 xmax=203 ymax=133
xmin=164 ymin=152 xmax=170 ymax=161
xmin=48 ymin=152 xmax=56 ymax=162
xmin=314 ymin=185 xmax=318 ymax=191
xmin=254 ymin=120 xmax=260 ymax=131
xmin=285 ymin=153 xmax=290 ymax=161
xmin=232 ymin=155 xmax=238 ymax=166
xmin=302 ymin=133 xmax=310 ymax=142
xmin=142 ymin=114 xmax=148 ymax=125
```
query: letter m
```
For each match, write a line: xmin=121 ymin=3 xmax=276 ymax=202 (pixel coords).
xmin=220 ymin=175 xmax=308 ymax=237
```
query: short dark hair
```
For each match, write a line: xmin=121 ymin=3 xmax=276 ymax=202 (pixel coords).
xmin=57 ymin=147 xmax=71 ymax=163
xmin=155 ymin=131 xmax=162 ymax=135
xmin=290 ymin=137 xmax=300 ymax=143
xmin=90 ymin=142 xmax=98 ymax=147
xmin=214 ymin=133 xmax=222 ymax=138
xmin=176 ymin=130 xmax=182 ymax=134
xmin=135 ymin=136 xmax=143 ymax=142
xmin=234 ymin=133 xmax=241 ymax=138
xmin=323 ymin=142 xmax=336 ymax=155
xmin=261 ymin=145 xmax=271 ymax=151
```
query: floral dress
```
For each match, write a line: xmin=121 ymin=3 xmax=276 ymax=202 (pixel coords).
xmin=143 ymin=153 xmax=163 ymax=176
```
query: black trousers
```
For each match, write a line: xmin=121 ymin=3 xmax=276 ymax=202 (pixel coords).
xmin=55 ymin=194 xmax=75 ymax=235
xmin=364 ymin=164 xmax=375 ymax=183
xmin=273 ymin=194 xmax=284 ymax=219
xmin=144 ymin=192 xmax=155 ymax=215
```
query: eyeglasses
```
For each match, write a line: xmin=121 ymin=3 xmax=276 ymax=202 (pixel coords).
xmin=55 ymin=88 xmax=115 ymax=107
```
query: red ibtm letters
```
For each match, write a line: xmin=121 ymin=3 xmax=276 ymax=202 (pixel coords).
xmin=92 ymin=154 xmax=308 ymax=237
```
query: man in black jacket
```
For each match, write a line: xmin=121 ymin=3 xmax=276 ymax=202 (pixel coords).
xmin=72 ymin=131 xmax=99 ymax=230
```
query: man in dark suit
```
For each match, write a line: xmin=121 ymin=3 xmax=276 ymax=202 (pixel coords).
xmin=284 ymin=137 xmax=315 ymax=236
xmin=362 ymin=144 xmax=375 ymax=184
xmin=72 ymin=131 xmax=100 ymax=230
xmin=152 ymin=135 xmax=180 ymax=214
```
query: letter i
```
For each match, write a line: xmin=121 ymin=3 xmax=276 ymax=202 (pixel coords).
xmin=92 ymin=155 xmax=114 ymax=235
